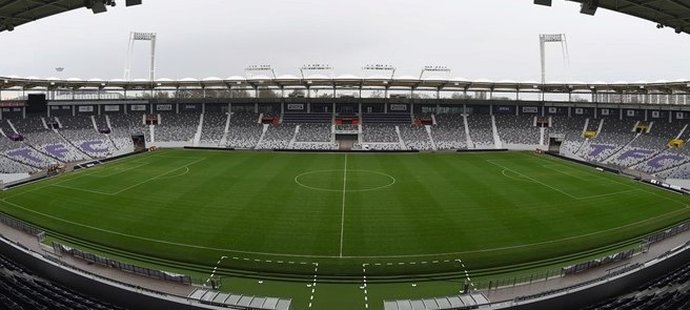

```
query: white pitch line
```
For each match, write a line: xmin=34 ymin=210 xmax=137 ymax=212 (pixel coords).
xmin=308 ymin=263 xmax=319 ymax=309
xmin=2 ymin=195 xmax=688 ymax=260
xmin=487 ymin=160 xmax=578 ymax=199
xmin=111 ymin=158 xmax=206 ymax=195
xmin=362 ymin=264 xmax=369 ymax=309
xmin=339 ymin=154 xmax=348 ymax=258
xmin=204 ymin=255 xmax=228 ymax=287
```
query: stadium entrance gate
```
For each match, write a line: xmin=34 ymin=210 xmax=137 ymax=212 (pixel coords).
xmin=548 ymin=134 xmax=565 ymax=153
xmin=131 ymin=134 xmax=147 ymax=152
xmin=336 ymin=134 xmax=358 ymax=150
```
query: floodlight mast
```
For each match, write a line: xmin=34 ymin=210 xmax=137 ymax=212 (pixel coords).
xmin=124 ymin=32 xmax=157 ymax=81
xmin=539 ymin=33 xmax=570 ymax=84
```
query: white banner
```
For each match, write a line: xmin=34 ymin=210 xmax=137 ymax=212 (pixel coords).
xmin=575 ymin=108 xmax=584 ymax=115
xmin=626 ymin=110 xmax=635 ymax=117
xmin=104 ymin=105 xmax=120 ymax=112
xmin=677 ymin=112 xmax=685 ymax=120
xmin=131 ymin=105 xmax=147 ymax=111
xmin=78 ymin=106 xmax=94 ymax=113
xmin=156 ymin=104 xmax=173 ymax=111
xmin=600 ymin=109 xmax=609 ymax=116
xmin=287 ymin=104 xmax=304 ymax=111
xmin=50 ymin=106 xmax=59 ymax=110
xmin=62 ymin=106 xmax=71 ymax=110
xmin=522 ymin=106 xmax=538 ymax=114
xmin=651 ymin=111 xmax=660 ymax=118
xmin=497 ymin=106 xmax=511 ymax=112
xmin=548 ymin=107 xmax=557 ymax=114
xmin=389 ymin=104 xmax=408 ymax=112
xmin=184 ymin=104 xmax=197 ymax=110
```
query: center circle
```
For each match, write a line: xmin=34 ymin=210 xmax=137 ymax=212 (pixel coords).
xmin=294 ymin=169 xmax=396 ymax=192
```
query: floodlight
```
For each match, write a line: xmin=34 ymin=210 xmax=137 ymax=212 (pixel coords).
xmin=580 ymin=0 xmax=598 ymax=15
xmin=245 ymin=65 xmax=276 ymax=79
xmin=534 ymin=0 xmax=552 ymax=6
xmin=126 ymin=0 xmax=142 ymax=6
xmin=362 ymin=64 xmax=396 ymax=79
xmin=90 ymin=1 xmax=108 ymax=14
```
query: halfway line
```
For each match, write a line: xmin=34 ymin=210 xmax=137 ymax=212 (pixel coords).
xmin=339 ymin=154 xmax=348 ymax=257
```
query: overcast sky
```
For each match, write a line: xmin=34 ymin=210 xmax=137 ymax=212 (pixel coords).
xmin=1 ymin=0 xmax=689 ymax=82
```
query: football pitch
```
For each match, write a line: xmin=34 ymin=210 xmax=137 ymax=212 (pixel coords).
xmin=1 ymin=149 xmax=689 ymax=280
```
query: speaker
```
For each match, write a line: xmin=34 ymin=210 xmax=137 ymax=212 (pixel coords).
xmin=126 ymin=0 xmax=142 ymax=6
xmin=26 ymin=94 xmax=47 ymax=114
xmin=534 ymin=0 xmax=552 ymax=6
xmin=580 ymin=0 xmax=598 ymax=15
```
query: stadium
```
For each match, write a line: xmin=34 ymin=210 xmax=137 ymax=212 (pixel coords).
xmin=0 ymin=1 xmax=690 ymax=309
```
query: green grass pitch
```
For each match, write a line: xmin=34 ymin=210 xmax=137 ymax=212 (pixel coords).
xmin=0 ymin=149 xmax=689 ymax=281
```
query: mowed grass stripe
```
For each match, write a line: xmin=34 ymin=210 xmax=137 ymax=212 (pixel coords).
xmin=0 ymin=150 xmax=687 ymax=277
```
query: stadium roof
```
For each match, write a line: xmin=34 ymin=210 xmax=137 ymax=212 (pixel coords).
xmin=0 ymin=0 xmax=84 ymax=32
xmin=567 ymin=0 xmax=690 ymax=34
xmin=2 ymin=75 xmax=689 ymax=94
xmin=1 ymin=1 xmax=690 ymax=34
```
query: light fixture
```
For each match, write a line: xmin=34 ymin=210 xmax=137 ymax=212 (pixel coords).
xmin=85 ymin=0 xmax=117 ymax=14
xmin=580 ymin=0 xmax=598 ymax=15
xmin=89 ymin=0 xmax=107 ymax=14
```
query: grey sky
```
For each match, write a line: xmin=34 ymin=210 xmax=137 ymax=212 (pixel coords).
xmin=1 ymin=0 xmax=689 ymax=82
